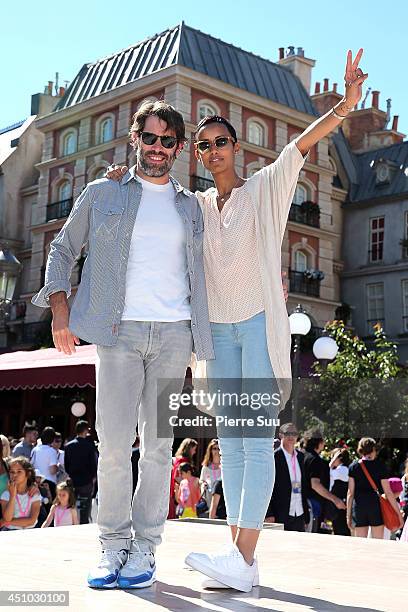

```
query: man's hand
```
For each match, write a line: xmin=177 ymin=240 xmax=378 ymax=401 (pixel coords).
xmin=106 ymin=164 xmax=128 ymax=182
xmin=281 ymin=271 xmax=289 ymax=302
xmin=50 ymin=292 xmax=80 ymax=355
xmin=334 ymin=497 xmax=346 ymax=510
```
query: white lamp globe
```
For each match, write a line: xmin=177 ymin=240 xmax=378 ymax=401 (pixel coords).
xmin=71 ymin=402 xmax=86 ymax=417
xmin=313 ymin=336 xmax=339 ymax=360
xmin=289 ymin=311 xmax=311 ymax=336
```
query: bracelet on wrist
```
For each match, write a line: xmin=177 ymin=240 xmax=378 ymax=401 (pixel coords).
xmin=332 ymin=107 xmax=348 ymax=121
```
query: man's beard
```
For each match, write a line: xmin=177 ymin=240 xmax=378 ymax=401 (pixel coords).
xmin=136 ymin=145 xmax=176 ymax=177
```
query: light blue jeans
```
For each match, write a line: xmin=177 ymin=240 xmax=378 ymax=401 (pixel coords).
xmin=206 ymin=311 xmax=278 ymax=529
xmin=96 ymin=320 xmax=193 ymax=552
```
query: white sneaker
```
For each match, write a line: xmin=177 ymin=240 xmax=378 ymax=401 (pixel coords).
xmin=201 ymin=559 xmax=259 ymax=589
xmin=185 ymin=544 xmax=256 ymax=592
xmin=117 ymin=542 xmax=156 ymax=589
xmin=87 ymin=549 xmax=128 ymax=589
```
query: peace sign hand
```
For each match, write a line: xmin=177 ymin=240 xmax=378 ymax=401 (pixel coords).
xmin=344 ymin=49 xmax=368 ymax=108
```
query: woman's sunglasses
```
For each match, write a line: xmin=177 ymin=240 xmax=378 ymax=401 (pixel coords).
xmin=140 ymin=131 xmax=178 ymax=149
xmin=195 ymin=136 xmax=235 ymax=154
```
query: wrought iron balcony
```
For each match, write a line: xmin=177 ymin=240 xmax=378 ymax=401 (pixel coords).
xmin=191 ymin=175 xmax=214 ymax=192
xmin=289 ymin=269 xmax=321 ymax=297
xmin=46 ymin=198 xmax=73 ymax=222
xmin=288 ymin=202 xmax=320 ymax=228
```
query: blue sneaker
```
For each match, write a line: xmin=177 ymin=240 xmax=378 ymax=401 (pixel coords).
xmin=87 ymin=549 xmax=128 ymax=589
xmin=117 ymin=543 xmax=156 ymax=589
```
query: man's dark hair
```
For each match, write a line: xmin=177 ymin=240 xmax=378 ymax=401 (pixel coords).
xmin=304 ymin=430 xmax=324 ymax=453
xmin=41 ymin=426 xmax=56 ymax=445
xmin=23 ymin=422 xmax=38 ymax=436
xmin=129 ymin=100 xmax=186 ymax=144
xmin=194 ymin=115 xmax=237 ymax=143
xmin=75 ymin=420 xmax=89 ymax=435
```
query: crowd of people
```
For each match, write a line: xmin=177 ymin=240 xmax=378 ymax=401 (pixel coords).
xmin=167 ymin=430 xmax=408 ymax=541
xmin=0 ymin=420 xmax=97 ymax=530
xmin=1 ymin=422 xmax=407 ymax=540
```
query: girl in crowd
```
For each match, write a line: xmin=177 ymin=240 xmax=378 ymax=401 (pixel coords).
xmin=199 ymin=439 xmax=221 ymax=510
xmin=0 ymin=457 xmax=41 ymax=530
xmin=168 ymin=438 xmax=198 ymax=519
xmin=329 ymin=448 xmax=350 ymax=536
xmin=41 ymin=481 xmax=79 ymax=528
xmin=175 ymin=463 xmax=201 ymax=519
xmin=347 ymin=438 xmax=404 ymax=539
xmin=0 ymin=434 xmax=11 ymax=461
xmin=0 ymin=436 xmax=9 ymax=500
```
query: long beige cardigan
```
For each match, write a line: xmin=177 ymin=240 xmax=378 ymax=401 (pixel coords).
xmin=194 ymin=140 xmax=308 ymax=413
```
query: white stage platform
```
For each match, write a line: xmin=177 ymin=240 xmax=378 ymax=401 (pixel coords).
xmin=1 ymin=521 xmax=407 ymax=611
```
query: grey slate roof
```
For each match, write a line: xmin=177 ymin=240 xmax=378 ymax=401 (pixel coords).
xmin=55 ymin=23 xmax=317 ymax=116
xmin=333 ymin=134 xmax=408 ymax=203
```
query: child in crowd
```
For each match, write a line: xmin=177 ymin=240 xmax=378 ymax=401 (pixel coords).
xmin=176 ymin=463 xmax=201 ymax=519
xmin=41 ymin=481 xmax=79 ymax=527
xmin=0 ymin=457 xmax=41 ymax=530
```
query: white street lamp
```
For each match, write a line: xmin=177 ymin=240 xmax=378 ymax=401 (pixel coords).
xmin=289 ymin=304 xmax=311 ymax=427
xmin=313 ymin=336 xmax=339 ymax=361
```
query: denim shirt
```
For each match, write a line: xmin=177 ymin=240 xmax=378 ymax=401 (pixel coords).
xmin=32 ymin=169 xmax=214 ymax=361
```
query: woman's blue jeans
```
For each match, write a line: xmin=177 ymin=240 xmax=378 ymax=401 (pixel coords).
xmin=207 ymin=311 xmax=278 ymax=529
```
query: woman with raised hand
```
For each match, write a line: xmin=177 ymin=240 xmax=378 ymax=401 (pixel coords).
xmin=108 ymin=50 xmax=368 ymax=592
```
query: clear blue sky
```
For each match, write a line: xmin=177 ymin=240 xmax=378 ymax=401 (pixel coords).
xmin=2 ymin=1 xmax=407 ymax=136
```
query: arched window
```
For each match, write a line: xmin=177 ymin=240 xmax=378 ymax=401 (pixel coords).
xmin=61 ymin=130 xmax=77 ymax=156
xmin=293 ymin=184 xmax=308 ymax=206
xmin=58 ymin=180 xmax=72 ymax=201
xmin=248 ymin=121 xmax=265 ymax=147
xmin=199 ymin=103 xmax=217 ymax=120
xmin=294 ymin=250 xmax=308 ymax=272
xmin=100 ymin=117 xmax=113 ymax=143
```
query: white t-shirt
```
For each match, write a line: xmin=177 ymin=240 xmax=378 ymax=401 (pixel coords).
xmin=122 ymin=175 xmax=191 ymax=322
xmin=329 ymin=464 xmax=349 ymax=491
xmin=30 ymin=445 xmax=58 ymax=484
xmin=0 ymin=490 xmax=42 ymax=529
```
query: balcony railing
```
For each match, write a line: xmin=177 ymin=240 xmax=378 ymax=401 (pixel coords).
xmin=191 ymin=175 xmax=214 ymax=192
xmin=46 ymin=198 xmax=73 ymax=222
xmin=289 ymin=269 xmax=321 ymax=297
xmin=20 ymin=321 xmax=52 ymax=345
xmin=288 ymin=203 xmax=320 ymax=228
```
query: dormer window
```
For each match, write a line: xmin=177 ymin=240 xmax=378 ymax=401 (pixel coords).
xmin=376 ymin=162 xmax=390 ymax=184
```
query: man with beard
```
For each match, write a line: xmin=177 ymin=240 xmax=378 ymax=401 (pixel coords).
xmin=32 ymin=101 xmax=213 ymax=589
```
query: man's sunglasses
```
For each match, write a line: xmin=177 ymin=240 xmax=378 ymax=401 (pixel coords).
xmin=195 ymin=136 xmax=235 ymax=153
xmin=140 ymin=131 xmax=177 ymax=149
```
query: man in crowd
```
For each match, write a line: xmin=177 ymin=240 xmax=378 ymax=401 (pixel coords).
xmin=30 ymin=426 xmax=59 ymax=499
xmin=64 ymin=420 xmax=97 ymax=524
xmin=266 ymin=422 xmax=309 ymax=531
xmin=303 ymin=430 xmax=346 ymax=532
xmin=12 ymin=423 xmax=38 ymax=459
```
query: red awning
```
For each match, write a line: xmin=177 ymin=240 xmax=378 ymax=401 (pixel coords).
xmin=0 ymin=345 xmax=97 ymax=391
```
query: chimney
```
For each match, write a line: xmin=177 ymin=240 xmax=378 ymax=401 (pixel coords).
xmin=392 ymin=115 xmax=399 ymax=131
xmin=277 ymin=46 xmax=316 ymax=94
xmin=47 ymin=81 xmax=53 ymax=96
xmin=59 ymin=86 xmax=65 ymax=97
xmin=311 ymin=77 xmax=343 ymax=116
xmin=372 ymin=90 xmax=380 ymax=109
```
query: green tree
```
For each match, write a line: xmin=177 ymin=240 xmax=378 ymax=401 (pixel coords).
xmin=298 ymin=321 xmax=408 ymax=442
